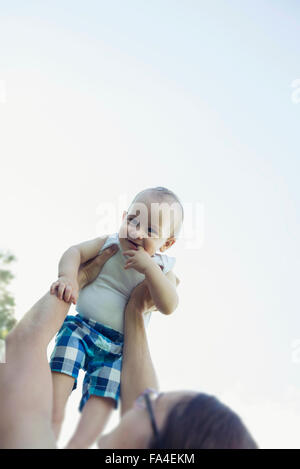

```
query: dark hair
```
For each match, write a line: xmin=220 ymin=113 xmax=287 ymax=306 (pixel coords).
xmin=148 ymin=393 xmax=258 ymax=449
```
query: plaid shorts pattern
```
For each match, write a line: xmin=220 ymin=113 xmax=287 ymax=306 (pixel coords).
xmin=49 ymin=314 xmax=124 ymax=411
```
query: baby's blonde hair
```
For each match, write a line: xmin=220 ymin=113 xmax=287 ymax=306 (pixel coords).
xmin=129 ymin=186 xmax=184 ymax=238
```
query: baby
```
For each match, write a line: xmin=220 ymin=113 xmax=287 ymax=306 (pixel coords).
xmin=49 ymin=186 xmax=183 ymax=449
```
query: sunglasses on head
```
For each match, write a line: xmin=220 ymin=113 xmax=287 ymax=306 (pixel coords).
xmin=135 ymin=388 xmax=162 ymax=437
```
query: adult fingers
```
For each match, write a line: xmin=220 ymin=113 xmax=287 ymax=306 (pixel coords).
xmin=93 ymin=244 xmax=119 ymax=269
xmin=57 ymin=283 xmax=65 ymax=300
xmin=127 ymin=280 xmax=154 ymax=313
xmin=50 ymin=281 xmax=59 ymax=295
xmin=64 ymin=285 xmax=72 ymax=303
xmin=78 ymin=244 xmax=119 ymax=288
xmin=71 ymin=295 xmax=77 ymax=305
xmin=122 ymin=250 xmax=135 ymax=257
xmin=98 ymin=244 xmax=119 ymax=260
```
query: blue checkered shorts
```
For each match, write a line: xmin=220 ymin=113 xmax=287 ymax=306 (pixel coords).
xmin=49 ymin=314 xmax=124 ymax=411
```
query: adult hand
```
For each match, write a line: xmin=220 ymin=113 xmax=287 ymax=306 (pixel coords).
xmin=126 ymin=279 xmax=157 ymax=314
xmin=78 ymin=243 xmax=119 ymax=289
xmin=126 ymin=270 xmax=179 ymax=315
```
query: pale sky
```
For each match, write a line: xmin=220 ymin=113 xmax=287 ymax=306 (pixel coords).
xmin=1 ymin=0 xmax=300 ymax=449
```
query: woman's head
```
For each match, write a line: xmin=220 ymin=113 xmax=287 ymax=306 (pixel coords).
xmin=149 ymin=391 xmax=258 ymax=449
xmin=97 ymin=390 xmax=258 ymax=449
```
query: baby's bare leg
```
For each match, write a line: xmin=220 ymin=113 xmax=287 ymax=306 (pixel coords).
xmin=65 ymin=396 xmax=114 ymax=449
xmin=51 ymin=372 xmax=75 ymax=440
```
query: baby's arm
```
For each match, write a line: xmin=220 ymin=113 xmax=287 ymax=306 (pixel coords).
xmin=144 ymin=266 xmax=179 ymax=315
xmin=123 ymin=247 xmax=179 ymax=315
xmin=50 ymin=235 xmax=108 ymax=304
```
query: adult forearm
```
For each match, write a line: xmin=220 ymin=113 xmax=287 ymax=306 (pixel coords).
xmin=120 ymin=272 xmax=179 ymax=416
xmin=58 ymin=246 xmax=81 ymax=279
xmin=121 ymin=298 xmax=158 ymax=416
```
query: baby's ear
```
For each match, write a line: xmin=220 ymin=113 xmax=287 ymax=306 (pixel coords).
xmin=122 ymin=210 xmax=127 ymax=221
xmin=160 ymin=237 xmax=176 ymax=252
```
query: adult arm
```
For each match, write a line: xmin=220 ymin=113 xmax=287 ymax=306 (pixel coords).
xmin=120 ymin=272 xmax=179 ymax=416
xmin=0 ymin=244 xmax=118 ymax=449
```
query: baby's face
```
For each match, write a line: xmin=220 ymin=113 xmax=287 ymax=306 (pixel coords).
xmin=118 ymin=196 xmax=176 ymax=256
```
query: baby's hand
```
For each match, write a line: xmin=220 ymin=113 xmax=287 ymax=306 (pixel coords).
xmin=50 ymin=276 xmax=79 ymax=304
xmin=122 ymin=246 xmax=155 ymax=275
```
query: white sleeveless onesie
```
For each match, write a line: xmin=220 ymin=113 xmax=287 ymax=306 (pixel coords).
xmin=75 ymin=233 xmax=176 ymax=333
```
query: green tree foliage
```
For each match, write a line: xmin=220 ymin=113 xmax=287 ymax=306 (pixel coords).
xmin=0 ymin=251 xmax=17 ymax=339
